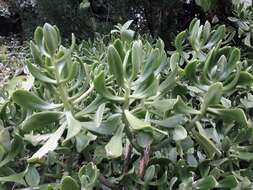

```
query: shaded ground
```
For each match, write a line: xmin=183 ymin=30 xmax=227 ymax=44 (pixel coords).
xmin=0 ymin=36 xmax=27 ymax=88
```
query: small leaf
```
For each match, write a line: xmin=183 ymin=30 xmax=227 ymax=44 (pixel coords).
xmin=0 ymin=135 xmax=24 ymax=168
xmin=94 ymin=103 xmax=105 ymax=128
xmin=108 ymin=45 xmax=124 ymax=87
xmin=193 ymin=130 xmax=221 ymax=158
xmin=139 ymin=48 xmax=160 ymax=82
xmin=218 ymin=175 xmax=238 ymax=188
xmin=25 ymin=166 xmax=40 ymax=186
xmin=30 ymin=41 xmax=43 ymax=66
xmin=237 ymin=71 xmax=253 ymax=86
xmin=151 ymin=114 xmax=187 ymax=128
xmin=64 ymin=111 xmax=82 ymax=143
xmin=230 ymin=151 xmax=253 ymax=161
xmin=79 ymin=162 xmax=99 ymax=189
xmin=174 ymin=96 xmax=201 ymax=115
xmin=0 ymin=170 xmax=26 ymax=185
xmin=193 ymin=176 xmax=218 ymax=190
xmin=27 ymin=61 xmax=57 ymax=84
xmin=201 ymin=82 xmax=223 ymax=112
xmin=144 ymin=165 xmax=155 ymax=182
xmin=12 ymin=90 xmax=61 ymax=110
xmin=131 ymin=40 xmax=142 ymax=80
xmin=175 ymin=30 xmax=186 ymax=50
xmin=136 ymin=132 xmax=153 ymax=148
xmin=132 ymin=75 xmax=159 ymax=99
xmin=43 ymin=23 xmax=59 ymax=55
xmin=34 ymin=26 xmax=43 ymax=48
xmin=205 ymin=25 xmax=225 ymax=49
xmin=208 ymin=108 xmax=248 ymax=126
xmin=124 ymin=110 xmax=167 ymax=135
xmin=94 ymin=72 xmax=124 ymax=102
xmin=61 ymin=176 xmax=79 ymax=190
xmin=113 ymin=39 xmax=125 ymax=61
xmin=173 ymin=125 xmax=188 ymax=141
xmin=185 ymin=60 xmax=199 ymax=83
xmin=105 ymin=125 xmax=124 ymax=158
xmin=170 ymin=52 xmax=180 ymax=71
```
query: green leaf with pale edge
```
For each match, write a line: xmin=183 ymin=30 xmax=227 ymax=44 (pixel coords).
xmin=64 ymin=111 xmax=82 ymax=143
xmin=61 ymin=176 xmax=79 ymax=190
xmin=28 ymin=124 xmax=66 ymax=162
xmin=124 ymin=110 xmax=167 ymax=135
xmin=105 ymin=125 xmax=124 ymax=158
xmin=22 ymin=111 xmax=63 ymax=133
xmin=94 ymin=72 xmax=124 ymax=102
xmin=193 ymin=176 xmax=218 ymax=190
xmin=12 ymin=90 xmax=61 ymax=110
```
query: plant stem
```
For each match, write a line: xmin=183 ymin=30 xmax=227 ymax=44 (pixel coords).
xmin=139 ymin=145 xmax=150 ymax=179
xmin=99 ymin=175 xmax=120 ymax=189
xmin=123 ymin=143 xmax=133 ymax=175
xmin=72 ymin=84 xmax=94 ymax=104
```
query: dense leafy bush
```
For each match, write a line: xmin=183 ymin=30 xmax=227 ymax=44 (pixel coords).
xmin=2 ymin=2 xmax=253 ymax=189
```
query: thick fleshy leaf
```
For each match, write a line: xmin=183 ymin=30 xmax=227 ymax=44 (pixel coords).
xmin=139 ymin=48 xmax=160 ymax=82
xmin=217 ymin=175 xmax=238 ymax=188
xmin=170 ymin=52 xmax=180 ymax=71
xmin=174 ymin=96 xmax=201 ymax=114
xmin=25 ymin=166 xmax=40 ymax=186
xmin=0 ymin=170 xmax=26 ymax=185
xmin=22 ymin=111 xmax=63 ymax=133
xmin=0 ymin=135 xmax=23 ymax=168
xmin=136 ymin=132 xmax=153 ymax=148
xmin=26 ymin=61 xmax=57 ymax=84
xmin=230 ymin=151 xmax=253 ymax=161
xmin=124 ymin=110 xmax=167 ymax=135
xmin=94 ymin=103 xmax=105 ymax=128
xmin=28 ymin=124 xmax=66 ymax=162
xmin=79 ymin=162 xmax=99 ymax=189
xmin=205 ymin=25 xmax=225 ymax=49
xmin=173 ymin=125 xmax=188 ymax=141
xmin=30 ymin=41 xmax=43 ymax=66
xmin=61 ymin=176 xmax=79 ymax=190
xmin=175 ymin=31 xmax=186 ymax=51
xmin=131 ymin=40 xmax=142 ymax=80
xmin=107 ymin=45 xmax=124 ymax=87
xmin=121 ymin=29 xmax=135 ymax=41
xmin=241 ymin=93 xmax=253 ymax=109
xmin=193 ymin=130 xmax=221 ymax=158
xmin=185 ymin=60 xmax=199 ymax=83
xmin=201 ymin=82 xmax=223 ymax=112
xmin=105 ymin=125 xmax=124 ymax=158
xmin=132 ymin=75 xmax=159 ymax=99
xmin=151 ymin=114 xmax=186 ymax=128
xmin=12 ymin=90 xmax=61 ymax=110
xmin=237 ymin=71 xmax=253 ymax=86
xmin=94 ymin=72 xmax=124 ymax=102
xmin=43 ymin=23 xmax=59 ymax=55
xmin=144 ymin=165 xmax=155 ymax=182
xmin=193 ymin=176 xmax=218 ymax=190
xmin=113 ymin=39 xmax=125 ymax=61
xmin=34 ymin=26 xmax=43 ymax=48
xmin=208 ymin=108 xmax=248 ymax=126
xmin=64 ymin=111 xmax=82 ymax=143
xmin=149 ymin=98 xmax=177 ymax=113
xmin=225 ymin=48 xmax=240 ymax=76
xmin=4 ymin=75 xmax=34 ymax=96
